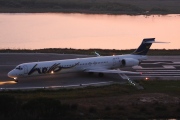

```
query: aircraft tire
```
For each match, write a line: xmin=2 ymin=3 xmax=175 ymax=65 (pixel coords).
xmin=14 ymin=80 xmax=18 ymax=83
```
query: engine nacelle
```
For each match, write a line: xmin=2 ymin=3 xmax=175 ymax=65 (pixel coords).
xmin=121 ymin=58 xmax=140 ymax=67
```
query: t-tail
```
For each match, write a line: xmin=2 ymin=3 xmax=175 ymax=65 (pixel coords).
xmin=132 ymin=38 xmax=155 ymax=55
xmin=132 ymin=38 xmax=169 ymax=55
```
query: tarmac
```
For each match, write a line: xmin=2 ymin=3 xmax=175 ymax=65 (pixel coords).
xmin=0 ymin=53 xmax=180 ymax=90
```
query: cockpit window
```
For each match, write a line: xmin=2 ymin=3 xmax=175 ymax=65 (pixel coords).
xmin=16 ymin=66 xmax=23 ymax=70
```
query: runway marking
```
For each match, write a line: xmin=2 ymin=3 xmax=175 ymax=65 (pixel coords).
xmin=142 ymin=72 xmax=180 ymax=73
xmin=0 ymin=87 xmax=45 ymax=90
xmin=78 ymin=81 xmax=114 ymax=86
xmin=130 ymin=60 xmax=180 ymax=78
xmin=132 ymin=66 xmax=143 ymax=69
xmin=166 ymin=62 xmax=180 ymax=64
xmin=141 ymin=62 xmax=172 ymax=64
xmin=129 ymin=76 xmax=180 ymax=78
xmin=49 ymin=81 xmax=114 ymax=88
xmin=170 ymin=65 xmax=180 ymax=67
xmin=133 ymin=65 xmax=177 ymax=69
xmin=136 ymin=70 xmax=180 ymax=72
xmin=142 ymin=74 xmax=180 ymax=76
xmin=0 ymin=81 xmax=114 ymax=90
xmin=163 ymin=65 xmax=176 ymax=69
xmin=134 ymin=67 xmax=176 ymax=70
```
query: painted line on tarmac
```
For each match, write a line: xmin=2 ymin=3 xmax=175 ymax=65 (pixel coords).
xmin=136 ymin=70 xmax=180 ymax=72
xmin=0 ymin=81 xmax=114 ymax=90
xmin=141 ymin=74 xmax=180 ymax=76
xmin=141 ymin=72 xmax=180 ymax=73
xmin=141 ymin=62 xmax=172 ymax=64
xmin=129 ymin=76 xmax=180 ymax=78
xmin=48 ymin=81 xmax=114 ymax=88
xmin=134 ymin=67 xmax=176 ymax=70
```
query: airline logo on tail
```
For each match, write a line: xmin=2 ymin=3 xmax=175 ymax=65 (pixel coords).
xmin=132 ymin=38 xmax=169 ymax=55
xmin=132 ymin=38 xmax=155 ymax=55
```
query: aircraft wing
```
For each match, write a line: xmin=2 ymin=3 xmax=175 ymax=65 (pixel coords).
xmin=84 ymin=69 xmax=141 ymax=74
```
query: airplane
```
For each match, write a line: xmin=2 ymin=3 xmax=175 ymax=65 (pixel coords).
xmin=7 ymin=38 xmax=167 ymax=82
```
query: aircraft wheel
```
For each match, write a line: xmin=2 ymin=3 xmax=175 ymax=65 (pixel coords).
xmin=14 ymin=79 xmax=18 ymax=83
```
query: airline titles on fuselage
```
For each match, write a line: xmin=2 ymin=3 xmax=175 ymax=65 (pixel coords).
xmin=27 ymin=60 xmax=111 ymax=75
xmin=28 ymin=62 xmax=80 ymax=75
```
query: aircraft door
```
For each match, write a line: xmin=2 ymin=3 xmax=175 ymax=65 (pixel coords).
xmin=23 ymin=65 xmax=28 ymax=74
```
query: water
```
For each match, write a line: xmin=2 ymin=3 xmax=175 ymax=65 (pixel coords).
xmin=0 ymin=13 xmax=180 ymax=50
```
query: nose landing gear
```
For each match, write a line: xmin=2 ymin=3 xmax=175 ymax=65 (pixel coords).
xmin=13 ymin=78 xmax=18 ymax=83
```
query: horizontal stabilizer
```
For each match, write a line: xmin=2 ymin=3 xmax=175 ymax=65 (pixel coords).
xmin=144 ymin=41 xmax=170 ymax=43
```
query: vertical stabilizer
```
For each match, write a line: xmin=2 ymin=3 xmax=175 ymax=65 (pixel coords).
xmin=132 ymin=38 xmax=155 ymax=55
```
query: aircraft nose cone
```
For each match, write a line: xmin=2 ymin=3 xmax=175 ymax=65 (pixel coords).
xmin=8 ymin=70 xmax=17 ymax=79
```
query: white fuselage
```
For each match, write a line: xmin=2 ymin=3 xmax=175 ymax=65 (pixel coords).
xmin=8 ymin=54 xmax=147 ymax=79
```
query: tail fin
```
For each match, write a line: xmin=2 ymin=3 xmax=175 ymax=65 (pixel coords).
xmin=132 ymin=38 xmax=155 ymax=55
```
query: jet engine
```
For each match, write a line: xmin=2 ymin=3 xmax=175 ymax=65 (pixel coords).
xmin=121 ymin=58 xmax=140 ymax=67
